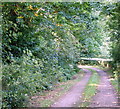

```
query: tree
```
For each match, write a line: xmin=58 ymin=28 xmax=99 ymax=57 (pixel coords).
xmin=2 ymin=2 xmax=106 ymax=107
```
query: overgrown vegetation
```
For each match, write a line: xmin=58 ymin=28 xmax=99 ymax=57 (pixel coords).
xmin=30 ymin=70 xmax=84 ymax=107
xmin=102 ymin=2 xmax=120 ymax=73
xmin=2 ymin=2 xmax=119 ymax=108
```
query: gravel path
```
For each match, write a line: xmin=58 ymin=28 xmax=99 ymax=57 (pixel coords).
xmin=51 ymin=69 xmax=92 ymax=107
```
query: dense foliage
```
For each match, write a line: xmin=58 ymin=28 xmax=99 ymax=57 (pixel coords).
xmin=101 ymin=2 xmax=120 ymax=71
xmin=108 ymin=3 xmax=120 ymax=70
xmin=2 ymin=2 xmax=119 ymax=108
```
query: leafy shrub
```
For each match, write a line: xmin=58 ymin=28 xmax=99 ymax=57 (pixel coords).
xmin=2 ymin=2 xmax=109 ymax=108
xmin=2 ymin=50 xmax=78 ymax=107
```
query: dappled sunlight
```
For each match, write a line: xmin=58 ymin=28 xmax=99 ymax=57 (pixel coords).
xmin=2 ymin=1 xmax=119 ymax=107
xmin=109 ymin=78 xmax=116 ymax=81
xmin=89 ymin=84 xmax=99 ymax=87
xmin=77 ymin=65 xmax=93 ymax=68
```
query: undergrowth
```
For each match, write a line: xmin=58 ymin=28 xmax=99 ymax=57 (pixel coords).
xmin=29 ymin=70 xmax=85 ymax=107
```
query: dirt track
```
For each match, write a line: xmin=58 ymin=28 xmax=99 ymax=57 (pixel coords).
xmin=51 ymin=69 xmax=92 ymax=107
xmin=89 ymin=67 xmax=118 ymax=107
xmin=51 ymin=66 xmax=119 ymax=107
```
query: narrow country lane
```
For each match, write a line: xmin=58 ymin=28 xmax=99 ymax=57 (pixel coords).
xmin=3 ymin=2 xmax=120 ymax=108
xmin=51 ymin=69 xmax=92 ymax=107
xmin=51 ymin=65 xmax=119 ymax=107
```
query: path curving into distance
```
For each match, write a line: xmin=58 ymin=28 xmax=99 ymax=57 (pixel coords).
xmin=51 ymin=65 xmax=119 ymax=107
xmin=78 ymin=65 xmax=118 ymax=107
xmin=51 ymin=69 xmax=92 ymax=107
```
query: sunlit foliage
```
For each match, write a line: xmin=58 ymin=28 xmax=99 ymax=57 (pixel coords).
xmin=2 ymin=2 xmax=119 ymax=107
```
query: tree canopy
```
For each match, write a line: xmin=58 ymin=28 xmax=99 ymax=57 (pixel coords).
xmin=2 ymin=2 xmax=120 ymax=107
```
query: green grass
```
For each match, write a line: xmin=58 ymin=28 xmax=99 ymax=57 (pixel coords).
xmin=76 ymin=69 xmax=100 ymax=107
xmin=29 ymin=70 xmax=85 ymax=107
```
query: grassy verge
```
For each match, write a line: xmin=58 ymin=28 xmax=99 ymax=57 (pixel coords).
xmin=29 ymin=69 xmax=85 ymax=107
xmin=76 ymin=69 xmax=100 ymax=107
